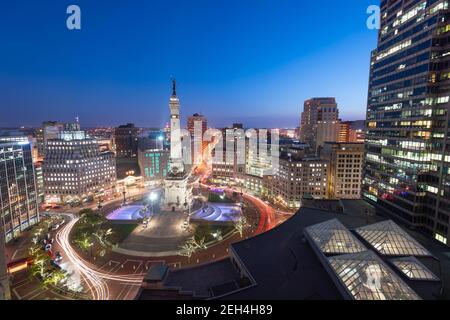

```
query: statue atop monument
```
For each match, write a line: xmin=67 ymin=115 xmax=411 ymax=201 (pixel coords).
xmin=163 ymin=78 xmax=193 ymax=211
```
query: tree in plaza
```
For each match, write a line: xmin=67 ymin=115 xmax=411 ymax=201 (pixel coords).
xmin=92 ymin=228 xmax=113 ymax=247
xmin=189 ymin=236 xmax=207 ymax=250
xmin=179 ymin=242 xmax=196 ymax=262
xmin=29 ymin=243 xmax=41 ymax=258
xmin=212 ymin=229 xmax=223 ymax=241
xmin=234 ymin=216 xmax=247 ymax=238
xmin=79 ymin=209 xmax=105 ymax=228
xmin=179 ymin=236 xmax=207 ymax=262
xmin=73 ymin=233 xmax=93 ymax=252
xmin=43 ymin=269 xmax=68 ymax=287
xmin=30 ymin=249 xmax=51 ymax=278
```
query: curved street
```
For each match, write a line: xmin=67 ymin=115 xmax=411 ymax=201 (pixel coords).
xmin=20 ymin=175 xmax=288 ymax=300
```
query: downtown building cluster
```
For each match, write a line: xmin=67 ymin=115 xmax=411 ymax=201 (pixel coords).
xmin=209 ymin=102 xmax=365 ymax=209
xmin=2 ymin=1 xmax=450 ymax=303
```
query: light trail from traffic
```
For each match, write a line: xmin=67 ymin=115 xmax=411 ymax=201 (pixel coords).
xmin=55 ymin=215 xmax=143 ymax=300
xmin=53 ymin=168 xmax=277 ymax=300
xmin=56 ymin=217 xmax=110 ymax=300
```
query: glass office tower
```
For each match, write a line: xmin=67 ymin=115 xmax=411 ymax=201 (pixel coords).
xmin=0 ymin=135 xmax=40 ymax=242
xmin=364 ymin=0 xmax=450 ymax=246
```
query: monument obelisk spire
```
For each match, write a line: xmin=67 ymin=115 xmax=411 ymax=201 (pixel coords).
xmin=164 ymin=78 xmax=192 ymax=211
xmin=168 ymin=78 xmax=184 ymax=175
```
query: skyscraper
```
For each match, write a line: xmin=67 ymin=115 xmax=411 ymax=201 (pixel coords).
xmin=364 ymin=0 xmax=450 ymax=246
xmin=299 ymin=97 xmax=339 ymax=152
xmin=0 ymin=224 xmax=10 ymax=300
xmin=187 ymin=113 xmax=207 ymax=165
xmin=113 ymin=123 xmax=140 ymax=158
xmin=35 ymin=121 xmax=65 ymax=158
xmin=0 ymin=134 xmax=39 ymax=242
xmin=187 ymin=113 xmax=207 ymax=138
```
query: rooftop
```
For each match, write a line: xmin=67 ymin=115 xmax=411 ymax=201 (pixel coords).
xmin=328 ymin=250 xmax=421 ymax=300
xmin=305 ymin=219 xmax=366 ymax=255
xmin=355 ymin=220 xmax=433 ymax=257
xmin=136 ymin=200 xmax=449 ymax=300
xmin=390 ymin=256 xmax=440 ymax=282
xmin=223 ymin=201 xmax=446 ymax=300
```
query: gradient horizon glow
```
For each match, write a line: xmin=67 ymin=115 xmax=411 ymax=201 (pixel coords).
xmin=0 ymin=0 xmax=378 ymax=128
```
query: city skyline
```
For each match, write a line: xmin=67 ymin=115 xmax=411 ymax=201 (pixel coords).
xmin=0 ymin=0 xmax=377 ymax=128
xmin=2 ymin=0 xmax=450 ymax=304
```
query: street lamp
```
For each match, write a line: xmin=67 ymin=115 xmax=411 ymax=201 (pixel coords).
xmin=148 ymin=192 xmax=158 ymax=218
xmin=149 ymin=192 xmax=158 ymax=202
xmin=122 ymin=187 xmax=126 ymax=205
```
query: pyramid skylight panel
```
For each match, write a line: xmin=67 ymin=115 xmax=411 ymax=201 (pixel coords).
xmin=328 ymin=250 xmax=420 ymax=300
xmin=305 ymin=219 xmax=366 ymax=255
xmin=355 ymin=220 xmax=432 ymax=257
xmin=391 ymin=256 xmax=439 ymax=281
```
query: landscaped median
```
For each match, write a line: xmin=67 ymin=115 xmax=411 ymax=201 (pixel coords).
xmin=70 ymin=209 xmax=138 ymax=258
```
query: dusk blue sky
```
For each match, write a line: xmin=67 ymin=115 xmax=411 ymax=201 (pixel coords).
xmin=0 ymin=0 xmax=378 ymax=128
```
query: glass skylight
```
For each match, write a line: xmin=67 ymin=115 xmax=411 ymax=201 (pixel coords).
xmin=305 ymin=219 xmax=366 ymax=255
xmin=328 ymin=250 xmax=420 ymax=300
xmin=355 ymin=220 xmax=432 ymax=257
xmin=391 ymin=256 xmax=439 ymax=281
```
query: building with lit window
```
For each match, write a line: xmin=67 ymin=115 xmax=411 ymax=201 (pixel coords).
xmin=187 ymin=113 xmax=208 ymax=165
xmin=138 ymin=137 xmax=169 ymax=185
xmin=267 ymin=155 xmax=329 ymax=208
xmin=211 ymin=127 xmax=246 ymax=179
xmin=34 ymin=160 xmax=45 ymax=204
xmin=339 ymin=121 xmax=366 ymax=143
xmin=339 ymin=121 xmax=352 ymax=143
xmin=0 ymin=226 xmax=10 ymax=300
xmin=321 ymin=142 xmax=364 ymax=199
xmin=35 ymin=121 xmax=64 ymax=157
xmin=113 ymin=123 xmax=139 ymax=158
xmin=364 ymin=0 xmax=450 ymax=247
xmin=300 ymin=97 xmax=339 ymax=152
xmin=43 ymin=123 xmax=116 ymax=204
xmin=0 ymin=134 xmax=39 ymax=242
xmin=187 ymin=113 xmax=207 ymax=138
xmin=316 ymin=120 xmax=340 ymax=151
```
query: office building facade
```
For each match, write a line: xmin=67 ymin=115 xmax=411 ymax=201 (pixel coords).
xmin=268 ymin=156 xmax=329 ymax=208
xmin=187 ymin=113 xmax=208 ymax=165
xmin=0 ymin=225 xmax=10 ymax=300
xmin=35 ymin=121 xmax=64 ymax=158
xmin=137 ymin=137 xmax=170 ymax=185
xmin=0 ymin=135 xmax=39 ymax=242
xmin=321 ymin=142 xmax=364 ymax=199
xmin=300 ymin=97 xmax=339 ymax=152
xmin=43 ymin=124 xmax=116 ymax=204
xmin=113 ymin=123 xmax=139 ymax=158
xmin=364 ymin=0 xmax=450 ymax=246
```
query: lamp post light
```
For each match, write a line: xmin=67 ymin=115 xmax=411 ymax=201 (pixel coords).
xmin=149 ymin=192 xmax=158 ymax=218
xmin=122 ymin=187 xmax=126 ymax=206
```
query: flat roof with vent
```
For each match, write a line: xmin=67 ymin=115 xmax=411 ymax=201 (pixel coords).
xmin=328 ymin=250 xmax=421 ymax=300
xmin=355 ymin=220 xmax=432 ymax=257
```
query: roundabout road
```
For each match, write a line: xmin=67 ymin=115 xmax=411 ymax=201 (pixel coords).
xmin=50 ymin=175 xmax=285 ymax=300
xmin=54 ymin=214 xmax=144 ymax=300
